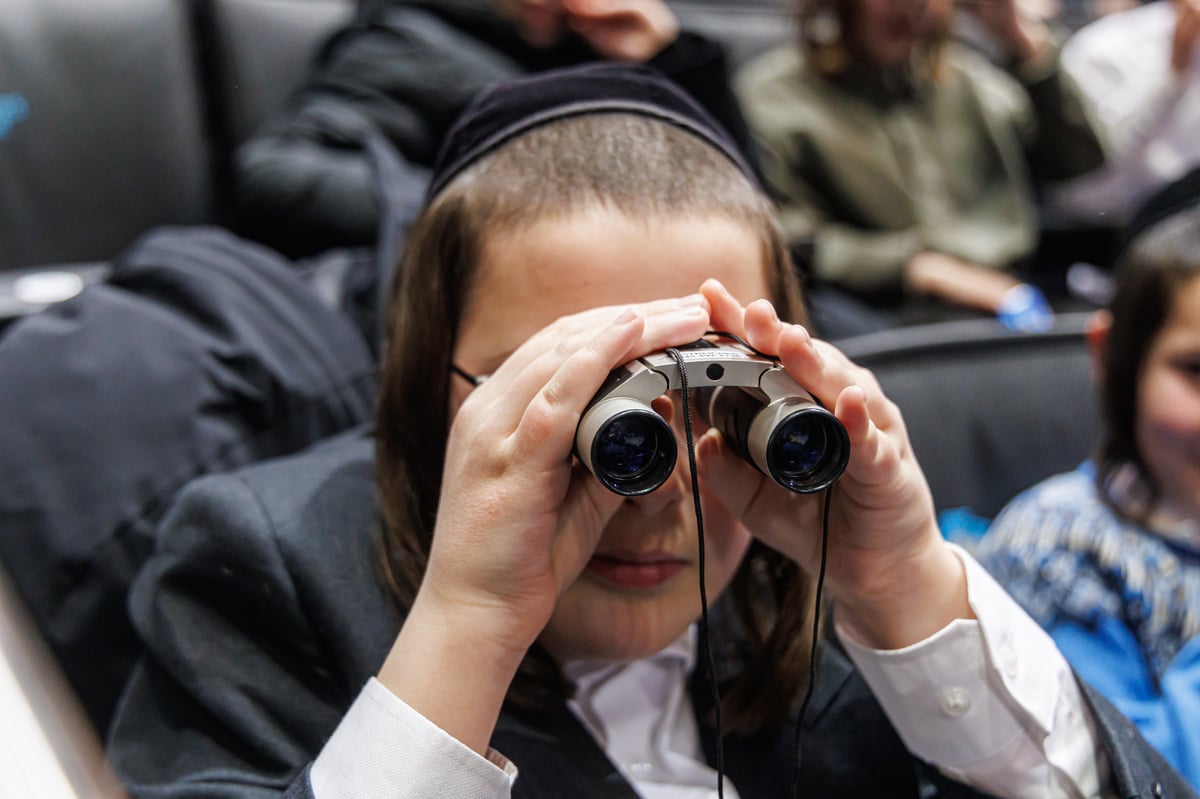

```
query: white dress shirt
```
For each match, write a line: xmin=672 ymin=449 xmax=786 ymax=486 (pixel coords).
xmin=563 ymin=626 xmax=738 ymax=799
xmin=310 ymin=545 xmax=1109 ymax=799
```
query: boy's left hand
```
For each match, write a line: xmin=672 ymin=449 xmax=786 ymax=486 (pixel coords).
xmin=696 ymin=279 xmax=972 ymax=650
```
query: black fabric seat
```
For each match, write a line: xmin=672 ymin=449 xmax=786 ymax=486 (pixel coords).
xmin=836 ymin=313 xmax=1100 ymax=519
xmin=0 ymin=0 xmax=214 ymax=272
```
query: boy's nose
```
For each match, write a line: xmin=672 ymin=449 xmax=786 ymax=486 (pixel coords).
xmin=624 ymin=466 xmax=687 ymax=516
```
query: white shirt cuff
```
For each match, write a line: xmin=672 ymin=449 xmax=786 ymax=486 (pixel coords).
xmin=835 ymin=543 xmax=1106 ymax=797
xmin=310 ymin=678 xmax=517 ymax=799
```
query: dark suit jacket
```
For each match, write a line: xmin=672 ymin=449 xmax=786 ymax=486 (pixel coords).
xmin=105 ymin=427 xmax=1195 ymax=798
xmin=0 ymin=228 xmax=378 ymax=733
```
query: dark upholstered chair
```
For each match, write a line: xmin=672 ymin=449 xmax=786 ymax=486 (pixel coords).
xmin=0 ymin=0 xmax=214 ymax=271
xmin=0 ymin=0 xmax=789 ymax=324
xmin=836 ymin=312 xmax=1101 ymax=519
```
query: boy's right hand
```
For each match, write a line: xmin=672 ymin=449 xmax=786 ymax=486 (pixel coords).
xmin=377 ymin=296 xmax=709 ymax=756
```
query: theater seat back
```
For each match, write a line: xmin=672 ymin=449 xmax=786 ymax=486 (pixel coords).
xmin=837 ymin=314 xmax=1102 ymax=519
xmin=0 ymin=0 xmax=214 ymax=271
xmin=204 ymin=0 xmax=354 ymax=149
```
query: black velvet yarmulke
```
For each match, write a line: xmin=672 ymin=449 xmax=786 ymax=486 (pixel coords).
xmin=425 ymin=61 xmax=757 ymax=201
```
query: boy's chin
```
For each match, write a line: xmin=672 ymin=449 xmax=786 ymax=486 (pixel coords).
xmin=540 ymin=620 xmax=695 ymax=665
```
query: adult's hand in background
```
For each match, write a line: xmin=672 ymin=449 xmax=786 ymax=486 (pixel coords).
xmin=564 ymin=0 xmax=680 ymax=61
xmin=1172 ymin=0 xmax=1200 ymax=73
xmin=958 ymin=0 xmax=1054 ymax=62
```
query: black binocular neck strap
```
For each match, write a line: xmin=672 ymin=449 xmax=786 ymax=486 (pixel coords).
xmin=663 ymin=347 xmax=834 ymax=799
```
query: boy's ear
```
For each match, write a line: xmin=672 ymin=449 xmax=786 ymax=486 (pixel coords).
xmin=1085 ymin=309 xmax=1112 ymax=385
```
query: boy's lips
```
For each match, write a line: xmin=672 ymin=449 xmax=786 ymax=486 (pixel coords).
xmin=585 ymin=552 xmax=688 ymax=588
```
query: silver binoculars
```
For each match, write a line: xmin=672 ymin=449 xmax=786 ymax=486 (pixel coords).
xmin=575 ymin=339 xmax=850 ymax=496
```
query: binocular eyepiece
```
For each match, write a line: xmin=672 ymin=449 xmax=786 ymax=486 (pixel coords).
xmin=575 ymin=339 xmax=850 ymax=496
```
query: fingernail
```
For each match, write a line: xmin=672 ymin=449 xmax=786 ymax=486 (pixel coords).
xmin=677 ymin=293 xmax=706 ymax=307
xmin=613 ymin=307 xmax=639 ymax=326
xmin=745 ymin=297 xmax=773 ymax=320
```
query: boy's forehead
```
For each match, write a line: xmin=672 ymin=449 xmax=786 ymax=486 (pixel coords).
xmin=478 ymin=210 xmax=766 ymax=295
xmin=454 ymin=209 xmax=769 ymax=369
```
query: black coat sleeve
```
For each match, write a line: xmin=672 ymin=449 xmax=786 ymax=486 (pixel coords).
xmin=230 ymin=14 xmax=451 ymax=258
xmin=107 ymin=475 xmax=341 ymax=797
xmin=230 ymin=3 xmax=757 ymax=260
xmin=105 ymin=439 xmax=390 ymax=799
xmin=229 ymin=2 xmax=533 ymax=258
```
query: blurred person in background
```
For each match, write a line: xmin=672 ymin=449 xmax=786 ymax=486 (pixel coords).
xmin=736 ymin=0 xmax=1105 ymax=338
xmin=1043 ymin=0 xmax=1200 ymax=234
xmin=980 ymin=202 xmax=1200 ymax=789
xmin=232 ymin=0 xmax=753 ymax=261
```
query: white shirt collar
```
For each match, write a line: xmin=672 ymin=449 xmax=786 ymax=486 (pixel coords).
xmin=563 ymin=625 xmax=738 ymax=798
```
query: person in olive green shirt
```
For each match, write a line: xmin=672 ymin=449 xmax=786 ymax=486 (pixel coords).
xmin=736 ymin=0 xmax=1105 ymax=334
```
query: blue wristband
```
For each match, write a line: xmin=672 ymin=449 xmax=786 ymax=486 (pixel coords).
xmin=997 ymin=283 xmax=1055 ymax=333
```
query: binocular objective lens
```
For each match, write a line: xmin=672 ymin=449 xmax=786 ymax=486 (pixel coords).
xmin=597 ymin=415 xmax=660 ymax=479
xmin=777 ymin=417 xmax=825 ymax=475
xmin=590 ymin=410 xmax=677 ymax=495
xmin=767 ymin=411 xmax=848 ymax=493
